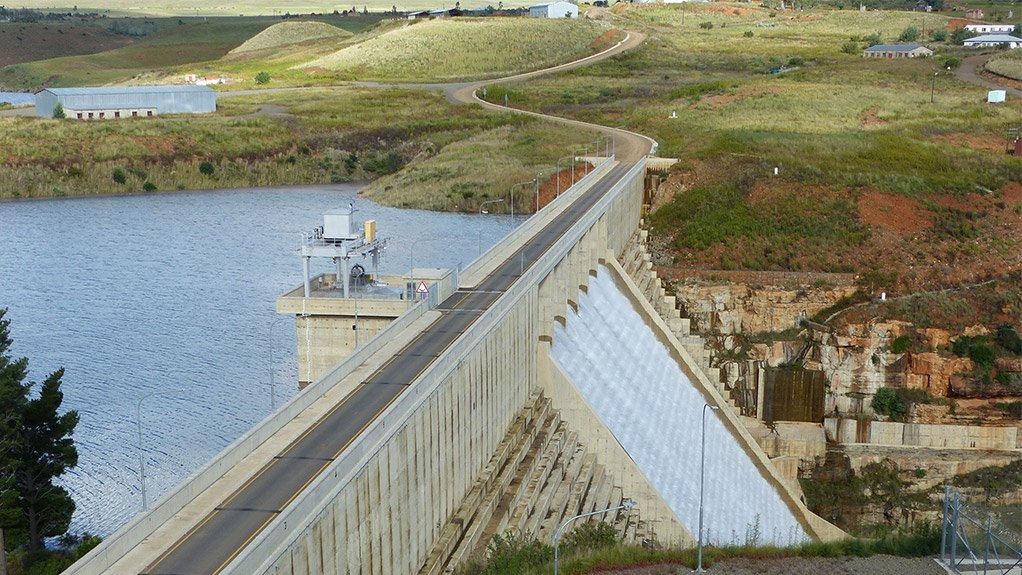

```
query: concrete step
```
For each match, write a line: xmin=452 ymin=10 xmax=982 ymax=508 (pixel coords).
xmin=527 ymin=430 xmax=577 ymax=537
xmin=454 ymin=397 xmax=554 ymax=565
xmin=507 ymin=416 xmax=564 ymax=534
xmin=425 ymin=393 xmax=552 ymax=575
xmin=538 ymin=443 xmax=587 ymax=541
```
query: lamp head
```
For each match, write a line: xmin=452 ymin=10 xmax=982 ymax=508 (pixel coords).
xmin=623 ymin=500 xmax=638 ymax=509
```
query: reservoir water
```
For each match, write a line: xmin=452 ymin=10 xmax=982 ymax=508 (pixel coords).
xmin=0 ymin=184 xmax=515 ymax=537
xmin=0 ymin=92 xmax=33 ymax=106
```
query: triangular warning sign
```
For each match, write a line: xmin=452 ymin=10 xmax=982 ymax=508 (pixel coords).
xmin=415 ymin=281 xmax=429 ymax=294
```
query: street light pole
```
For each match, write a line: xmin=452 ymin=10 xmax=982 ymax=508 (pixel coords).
xmin=696 ymin=403 xmax=720 ymax=573
xmin=931 ymin=71 xmax=937 ymax=104
xmin=554 ymin=501 xmax=638 ymax=575
xmin=478 ymin=198 xmax=505 ymax=256
xmin=509 ymin=179 xmax=535 ymax=222
xmin=535 ymin=173 xmax=541 ymax=213
xmin=137 ymin=389 xmax=184 ymax=512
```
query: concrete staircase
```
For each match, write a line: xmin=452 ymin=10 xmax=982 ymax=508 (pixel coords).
xmin=420 ymin=392 xmax=647 ymax=574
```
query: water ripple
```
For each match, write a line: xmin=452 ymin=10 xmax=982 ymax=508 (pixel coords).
xmin=0 ymin=184 xmax=514 ymax=536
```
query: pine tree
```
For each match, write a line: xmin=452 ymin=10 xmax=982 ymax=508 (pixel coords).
xmin=0 ymin=308 xmax=79 ymax=553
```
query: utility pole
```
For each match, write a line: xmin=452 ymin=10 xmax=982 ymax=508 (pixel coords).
xmin=0 ymin=527 xmax=7 ymax=575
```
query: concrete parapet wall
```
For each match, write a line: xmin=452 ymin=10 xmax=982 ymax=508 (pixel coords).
xmin=825 ymin=417 xmax=1019 ymax=450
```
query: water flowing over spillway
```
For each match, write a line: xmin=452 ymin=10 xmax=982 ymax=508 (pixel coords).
xmin=551 ymin=266 xmax=809 ymax=546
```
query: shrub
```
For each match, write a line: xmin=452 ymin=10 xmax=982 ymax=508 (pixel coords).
xmin=744 ymin=30 xmax=754 ymax=38
xmin=864 ymin=32 xmax=882 ymax=46
xmin=942 ymin=56 xmax=961 ymax=70
xmin=254 ymin=71 xmax=271 ymax=84
xmin=142 ymin=181 xmax=157 ymax=192
xmin=996 ymin=324 xmax=1022 ymax=354
xmin=563 ymin=521 xmax=617 ymax=552
xmin=199 ymin=161 xmax=216 ymax=176
xmin=891 ymin=335 xmax=913 ymax=354
xmin=930 ymin=29 xmax=947 ymax=42
xmin=52 ymin=102 xmax=65 ymax=119
xmin=483 ymin=530 xmax=551 ymax=574
xmin=871 ymin=387 xmax=906 ymax=421
xmin=788 ymin=56 xmax=804 ymax=66
xmin=898 ymin=26 xmax=919 ymax=42
xmin=952 ymin=336 xmax=996 ymax=370
xmin=950 ymin=27 xmax=975 ymax=44
xmin=112 ymin=168 xmax=126 ymax=185
xmin=841 ymin=41 xmax=860 ymax=54
xmin=699 ymin=21 xmax=714 ymax=29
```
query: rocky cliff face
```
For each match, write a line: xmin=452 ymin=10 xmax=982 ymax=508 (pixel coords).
xmin=669 ymin=280 xmax=1022 ymax=422
xmin=672 ymin=282 xmax=858 ymax=335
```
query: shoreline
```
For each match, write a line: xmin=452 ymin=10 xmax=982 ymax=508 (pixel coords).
xmin=0 ymin=180 xmax=373 ymax=204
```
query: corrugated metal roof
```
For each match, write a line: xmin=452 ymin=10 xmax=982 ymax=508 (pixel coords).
xmin=864 ymin=44 xmax=927 ymax=51
xmin=36 ymin=85 xmax=215 ymax=97
xmin=964 ymin=34 xmax=1022 ymax=42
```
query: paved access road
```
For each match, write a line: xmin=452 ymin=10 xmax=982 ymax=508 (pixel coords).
xmin=143 ymin=159 xmax=639 ymax=574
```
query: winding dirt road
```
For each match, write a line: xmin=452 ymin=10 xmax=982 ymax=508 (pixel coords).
xmin=955 ymin=53 xmax=1022 ymax=98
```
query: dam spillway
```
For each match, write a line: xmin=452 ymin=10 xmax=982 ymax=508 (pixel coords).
xmin=551 ymin=265 xmax=809 ymax=546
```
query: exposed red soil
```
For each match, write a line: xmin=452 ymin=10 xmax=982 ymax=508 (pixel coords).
xmin=590 ymin=29 xmax=622 ymax=49
xmin=536 ymin=162 xmax=593 ymax=211
xmin=858 ymin=191 xmax=932 ymax=234
xmin=697 ymin=4 xmax=759 ymax=16
xmin=858 ymin=106 xmax=886 ymax=128
xmin=653 ymin=164 xmax=1022 ymax=292
xmin=1004 ymin=181 xmax=1022 ymax=203
xmin=692 ymin=85 xmax=781 ymax=110
xmin=693 ymin=93 xmax=741 ymax=108
xmin=931 ymin=132 xmax=1010 ymax=153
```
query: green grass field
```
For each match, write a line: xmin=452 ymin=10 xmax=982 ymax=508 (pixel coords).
xmin=230 ymin=20 xmax=352 ymax=54
xmin=482 ymin=2 xmax=1021 ymax=288
xmin=986 ymin=48 xmax=1022 ymax=81
xmin=0 ymin=85 xmax=588 ymax=212
xmin=0 ymin=15 xmax=614 ymax=89
xmin=303 ymin=18 xmax=613 ymax=82
xmin=0 ymin=14 xmax=385 ymax=90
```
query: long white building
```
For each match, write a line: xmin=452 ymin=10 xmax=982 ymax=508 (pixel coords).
xmin=35 ymin=85 xmax=217 ymax=120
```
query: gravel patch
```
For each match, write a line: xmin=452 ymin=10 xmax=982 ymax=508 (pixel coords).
xmin=598 ymin=555 xmax=948 ymax=575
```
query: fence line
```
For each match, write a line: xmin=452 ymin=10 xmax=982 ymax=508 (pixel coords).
xmin=941 ymin=486 xmax=1022 ymax=574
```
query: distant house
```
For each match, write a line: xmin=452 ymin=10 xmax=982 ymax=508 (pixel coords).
xmin=528 ymin=1 xmax=578 ymax=18
xmin=964 ymin=23 xmax=1016 ymax=34
xmin=428 ymin=7 xmax=463 ymax=17
xmin=963 ymin=34 xmax=1022 ymax=48
xmin=35 ymin=85 xmax=217 ymax=120
xmin=965 ymin=8 xmax=984 ymax=19
xmin=405 ymin=10 xmax=428 ymax=18
xmin=862 ymin=44 xmax=934 ymax=58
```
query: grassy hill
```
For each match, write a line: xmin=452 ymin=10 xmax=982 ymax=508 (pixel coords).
xmin=0 ymin=21 xmax=134 ymax=68
xmin=229 ymin=21 xmax=351 ymax=54
xmin=0 ymin=15 xmax=383 ymax=90
xmin=303 ymin=18 xmax=615 ymax=82
xmin=986 ymin=49 xmax=1022 ymax=82
xmin=2 ymin=0 xmax=535 ymax=17
xmin=484 ymin=2 xmax=1022 ymax=292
